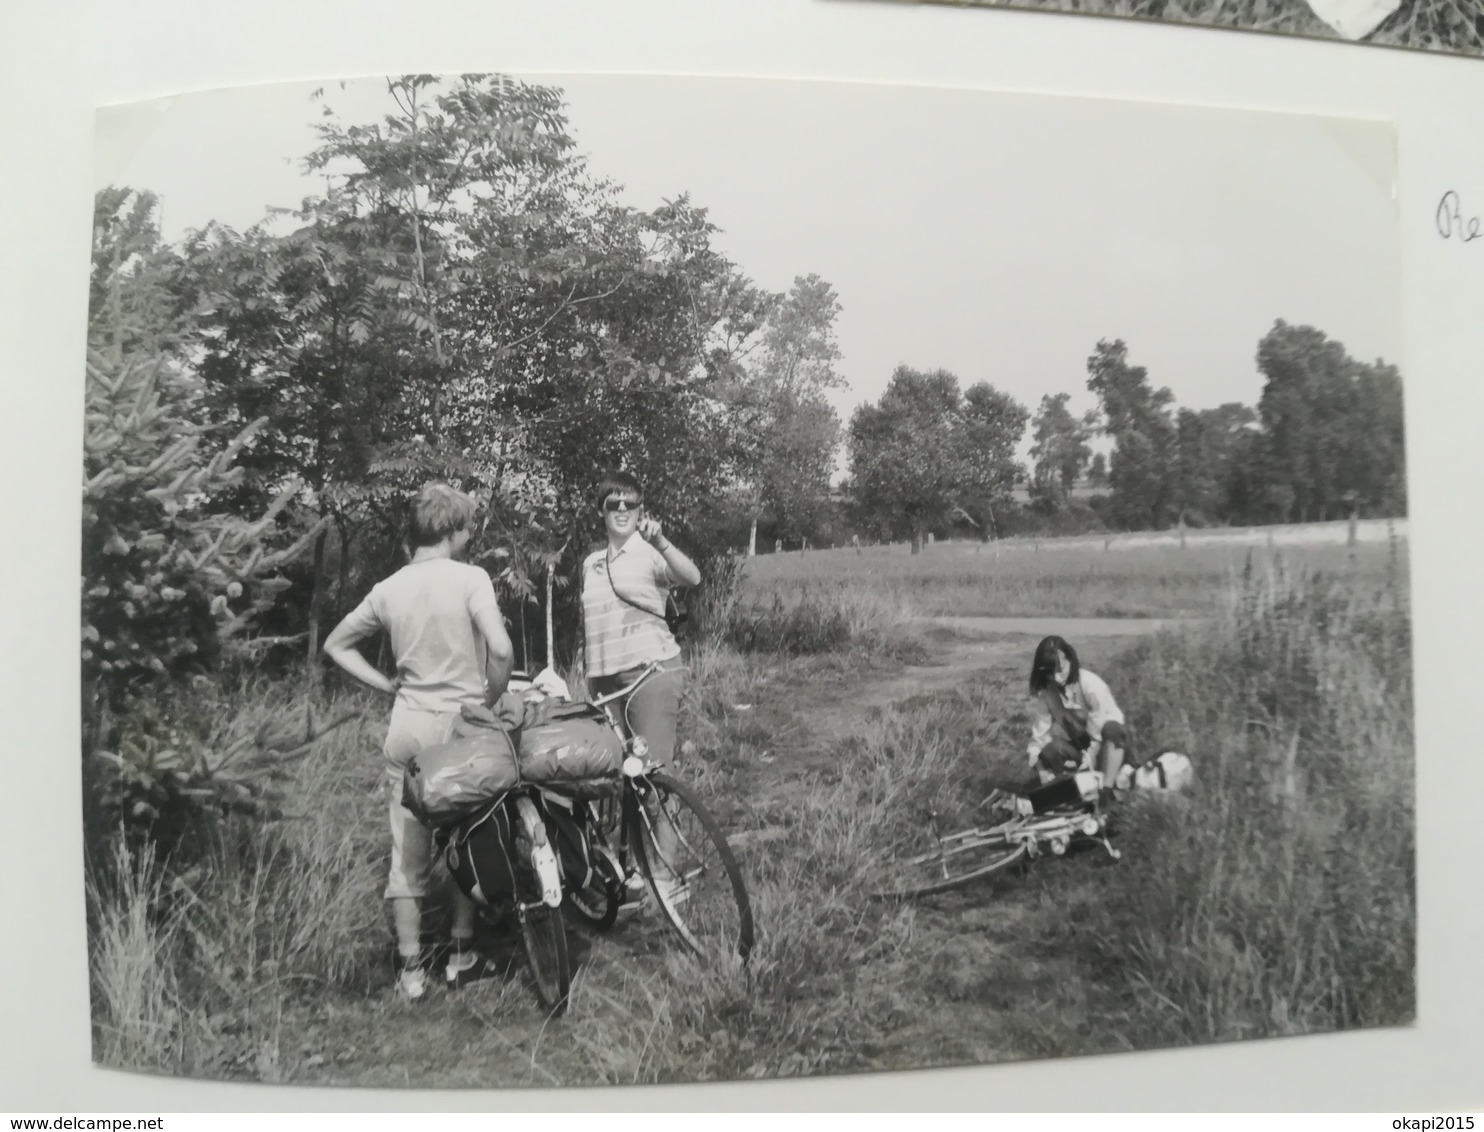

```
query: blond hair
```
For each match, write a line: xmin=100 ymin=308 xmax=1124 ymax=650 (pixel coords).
xmin=409 ymin=483 xmax=476 ymax=548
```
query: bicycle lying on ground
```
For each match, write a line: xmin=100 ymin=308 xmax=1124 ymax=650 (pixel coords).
xmin=548 ymin=661 xmax=755 ymax=967
xmin=872 ymin=776 xmax=1122 ymax=900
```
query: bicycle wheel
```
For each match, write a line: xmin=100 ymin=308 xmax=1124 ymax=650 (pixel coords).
xmin=565 ymin=838 xmax=623 ymax=931
xmin=518 ymin=902 xmax=571 ymax=1015
xmin=511 ymin=795 xmax=571 ymax=1014
xmin=872 ymin=835 xmax=1028 ymax=899
xmin=628 ymin=771 xmax=755 ymax=966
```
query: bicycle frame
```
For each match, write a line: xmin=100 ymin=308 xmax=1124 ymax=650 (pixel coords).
xmin=927 ymin=805 xmax=1120 ymax=864
xmin=578 ymin=660 xmax=704 ymax=889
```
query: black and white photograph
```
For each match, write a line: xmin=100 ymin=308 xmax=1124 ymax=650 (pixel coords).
xmin=890 ymin=0 xmax=1484 ymax=59
xmin=83 ymin=72 xmax=1413 ymax=1088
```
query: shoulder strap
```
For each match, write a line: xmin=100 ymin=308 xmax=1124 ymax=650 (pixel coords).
xmin=1039 ymin=685 xmax=1068 ymax=727
xmin=1041 ymin=684 xmax=1091 ymax=746
xmin=604 ymin=552 xmax=666 ymax=623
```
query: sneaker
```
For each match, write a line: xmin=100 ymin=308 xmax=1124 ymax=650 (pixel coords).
xmin=444 ymin=950 xmax=490 ymax=991
xmin=396 ymin=966 xmax=429 ymax=1002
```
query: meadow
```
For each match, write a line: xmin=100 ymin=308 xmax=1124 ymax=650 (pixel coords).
xmin=741 ymin=519 xmax=1408 ymax=619
xmin=86 ymin=523 xmax=1414 ymax=1084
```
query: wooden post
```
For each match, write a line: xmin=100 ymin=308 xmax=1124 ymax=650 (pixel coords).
xmin=519 ymin=604 xmax=528 ymax=673
xmin=545 ymin=562 xmax=555 ymax=672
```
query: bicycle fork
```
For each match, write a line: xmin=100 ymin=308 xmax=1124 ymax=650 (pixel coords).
xmin=512 ymin=795 xmax=563 ymax=910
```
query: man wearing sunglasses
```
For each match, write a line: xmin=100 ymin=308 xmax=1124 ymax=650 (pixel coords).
xmin=581 ymin=471 xmax=702 ymax=898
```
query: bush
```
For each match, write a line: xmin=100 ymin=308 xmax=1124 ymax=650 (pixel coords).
xmin=87 ymin=683 xmax=388 ymax=1078
xmin=721 ymin=582 xmax=925 ymax=660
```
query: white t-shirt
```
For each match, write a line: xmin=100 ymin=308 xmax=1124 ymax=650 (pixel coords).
xmin=339 ymin=557 xmax=500 ymax=712
xmin=1026 ymin=668 xmax=1125 ymax=766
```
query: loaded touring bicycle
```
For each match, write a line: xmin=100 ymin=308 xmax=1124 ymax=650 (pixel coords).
xmin=407 ymin=663 xmax=754 ymax=1015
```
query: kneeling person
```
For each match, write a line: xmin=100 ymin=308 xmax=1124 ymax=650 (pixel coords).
xmin=1025 ymin=635 xmax=1131 ymax=796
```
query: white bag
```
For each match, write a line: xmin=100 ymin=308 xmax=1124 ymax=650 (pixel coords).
xmin=1117 ymin=751 xmax=1195 ymax=793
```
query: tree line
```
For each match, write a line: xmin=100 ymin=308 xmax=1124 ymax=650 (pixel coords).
xmin=83 ymin=72 xmax=1407 ymax=732
xmin=840 ymin=329 xmax=1405 ymax=553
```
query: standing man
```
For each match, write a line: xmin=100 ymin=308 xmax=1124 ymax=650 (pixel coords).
xmin=324 ymin=483 xmax=514 ymax=1000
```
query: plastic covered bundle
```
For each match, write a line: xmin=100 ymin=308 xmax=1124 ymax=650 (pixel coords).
xmin=518 ymin=701 xmax=625 ymax=794
xmin=402 ymin=730 xmax=521 ymax=826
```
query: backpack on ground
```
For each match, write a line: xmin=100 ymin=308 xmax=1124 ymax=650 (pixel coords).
xmin=1117 ymin=751 xmax=1196 ymax=793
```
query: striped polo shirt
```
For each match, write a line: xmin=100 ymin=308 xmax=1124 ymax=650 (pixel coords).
xmin=581 ymin=535 xmax=680 ymax=678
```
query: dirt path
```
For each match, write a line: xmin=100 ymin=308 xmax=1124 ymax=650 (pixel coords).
xmin=739 ymin=616 xmax=1170 ymax=806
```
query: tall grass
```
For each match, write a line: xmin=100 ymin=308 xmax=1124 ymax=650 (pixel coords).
xmin=88 ymin=839 xmax=191 ymax=1072
xmin=87 ymin=687 xmax=389 ymax=1078
xmin=1089 ymin=558 xmax=1414 ymax=1042
xmin=86 ymin=543 xmax=1414 ymax=1081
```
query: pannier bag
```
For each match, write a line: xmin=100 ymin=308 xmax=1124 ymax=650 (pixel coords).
xmin=402 ymin=728 xmax=521 ymax=826
xmin=517 ymin=701 xmax=625 ymax=795
xmin=442 ymin=799 xmax=521 ymax=906
xmin=1019 ymin=770 xmax=1102 ymax=815
xmin=540 ymin=793 xmax=595 ymax=891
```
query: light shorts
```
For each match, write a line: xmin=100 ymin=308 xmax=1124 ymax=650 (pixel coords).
xmin=382 ymin=703 xmax=461 ymax=900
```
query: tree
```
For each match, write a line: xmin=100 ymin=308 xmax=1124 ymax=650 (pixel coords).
xmin=1086 ymin=339 xmax=1177 ymax=530
xmin=1254 ymin=321 xmax=1405 ymax=523
xmin=84 ymin=192 xmax=316 ymax=728
xmin=848 ymin=366 xmax=1025 ymax=552
xmin=960 ymin=382 xmax=1030 ymax=536
xmin=186 ymin=76 xmax=771 ymax=667
xmin=738 ymin=274 xmax=845 ymax=552
xmin=1028 ymin=392 xmax=1092 ymax=512
xmin=1087 ymin=452 xmax=1109 ymax=488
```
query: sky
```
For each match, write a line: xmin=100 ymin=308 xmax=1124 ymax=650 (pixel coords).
xmin=99 ymin=72 xmax=1404 ymax=451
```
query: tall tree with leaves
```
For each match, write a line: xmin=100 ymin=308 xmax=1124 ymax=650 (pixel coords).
xmin=744 ymin=274 xmax=845 ymax=549
xmin=84 ymin=191 xmax=317 ymax=732
xmin=1254 ymin=320 xmax=1406 ymax=523
xmin=960 ymin=382 xmax=1030 ymax=536
xmin=1086 ymin=339 xmax=1177 ymax=530
xmin=1028 ymin=392 xmax=1092 ymax=512
xmin=849 ymin=367 xmax=1025 ymax=552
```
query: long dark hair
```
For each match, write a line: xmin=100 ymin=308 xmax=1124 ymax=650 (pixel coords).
xmin=1028 ymin=635 xmax=1080 ymax=695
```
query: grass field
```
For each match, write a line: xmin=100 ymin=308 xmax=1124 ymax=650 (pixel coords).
xmin=740 ymin=520 xmax=1408 ymax=620
xmin=85 ymin=522 xmax=1414 ymax=1085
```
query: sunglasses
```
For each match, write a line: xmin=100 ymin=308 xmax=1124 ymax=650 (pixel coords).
xmin=602 ymin=497 xmax=642 ymax=513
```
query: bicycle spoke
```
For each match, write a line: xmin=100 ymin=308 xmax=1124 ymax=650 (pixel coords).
xmin=631 ymin=773 xmax=754 ymax=964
